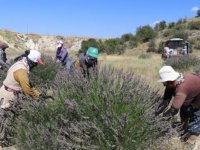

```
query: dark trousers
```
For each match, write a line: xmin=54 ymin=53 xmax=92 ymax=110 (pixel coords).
xmin=180 ymin=106 xmax=200 ymax=134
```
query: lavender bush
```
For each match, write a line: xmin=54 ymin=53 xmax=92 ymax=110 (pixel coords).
xmin=0 ymin=56 xmax=177 ymax=149
xmin=164 ymin=55 xmax=200 ymax=71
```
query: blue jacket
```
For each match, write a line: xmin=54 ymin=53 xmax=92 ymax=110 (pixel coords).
xmin=56 ymin=47 xmax=68 ymax=63
xmin=56 ymin=47 xmax=73 ymax=70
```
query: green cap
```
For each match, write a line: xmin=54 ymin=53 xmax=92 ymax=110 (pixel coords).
xmin=86 ymin=47 xmax=99 ymax=58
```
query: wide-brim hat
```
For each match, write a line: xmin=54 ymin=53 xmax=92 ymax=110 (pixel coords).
xmin=0 ymin=42 xmax=9 ymax=49
xmin=158 ymin=66 xmax=180 ymax=82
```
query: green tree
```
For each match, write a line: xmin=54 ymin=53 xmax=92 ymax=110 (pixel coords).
xmin=128 ymin=36 xmax=140 ymax=48
xmin=104 ymin=38 xmax=125 ymax=54
xmin=121 ymin=33 xmax=139 ymax=49
xmin=80 ymin=38 xmax=99 ymax=52
xmin=172 ymin=30 xmax=188 ymax=40
xmin=197 ymin=9 xmax=200 ymax=17
xmin=188 ymin=21 xmax=200 ymax=30
xmin=121 ymin=33 xmax=134 ymax=42
xmin=168 ymin=22 xmax=175 ymax=29
xmin=176 ymin=18 xmax=186 ymax=25
xmin=157 ymin=41 xmax=164 ymax=54
xmin=154 ymin=21 xmax=167 ymax=30
xmin=136 ymin=25 xmax=156 ymax=43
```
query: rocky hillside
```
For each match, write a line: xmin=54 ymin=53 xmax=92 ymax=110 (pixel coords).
xmin=0 ymin=29 xmax=90 ymax=56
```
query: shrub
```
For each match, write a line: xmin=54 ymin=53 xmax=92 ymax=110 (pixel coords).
xmin=13 ymin=65 xmax=174 ymax=150
xmin=188 ymin=21 xmax=200 ymax=30
xmin=120 ymin=33 xmax=139 ymax=49
xmin=164 ymin=55 xmax=200 ymax=71
xmin=80 ymin=38 xmax=99 ymax=52
xmin=171 ymin=29 xmax=188 ymax=41
xmin=30 ymin=56 xmax=62 ymax=84
xmin=174 ymin=24 xmax=186 ymax=31
xmin=194 ymin=42 xmax=200 ymax=50
xmin=136 ymin=25 xmax=156 ymax=43
xmin=128 ymin=36 xmax=140 ymax=49
xmin=194 ymin=65 xmax=200 ymax=75
xmin=80 ymin=38 xmax=126 ymax=55
xmin=168 ymin=22 xmax=175 ymax=29
xmin=121 ymin=33 xmax=134 ymax=42
xmin=163 ymin=30 xmax=171 ymax=37
xmin=103 ymin=38 xmax=125 ymax=54
xmin=147 ymin=40 xmax=156 ymax=52
xmin=154 ymin=21 xmax=167 ymax=31
xmin=157 ymin=41 xmax=164 ymax=54
xmin=176 ymin=18 xmax=187 ymax=25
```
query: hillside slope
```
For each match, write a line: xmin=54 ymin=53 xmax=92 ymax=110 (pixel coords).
xmin=0 ymin=30 xmax=89 ymax=57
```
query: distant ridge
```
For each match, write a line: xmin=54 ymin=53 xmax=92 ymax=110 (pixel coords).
xmin=0 ymin=29 xmax=90 ymax=53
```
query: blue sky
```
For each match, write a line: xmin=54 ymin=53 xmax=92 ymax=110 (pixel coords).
xmin=0 ymin=0 xmax=199 ymax=38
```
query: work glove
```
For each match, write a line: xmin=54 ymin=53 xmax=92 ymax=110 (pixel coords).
xmin=32 ymin=87 xmax=41 ymax=99
xmin=38 ymin=93 xmax=47 ymax=102
xmin=185 ymin=104 xmax=195 ymax=117
xmin=62 ymin=61 xmax=66 ymax=66
xmin=162 ymin=107 xmax=179 ymax=121
xmin=38 ymin=92 xmax=54 ymax=103
xmin=180 ymin=132 xmax=192 ymax=142
xmin=155 ymin=100 xmax=170 ymax=116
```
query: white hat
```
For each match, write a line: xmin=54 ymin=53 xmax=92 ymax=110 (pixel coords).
xmin=57 ymin=40 xmax=63 ymax=48
xmin=28 ymin=50 xmax=44 ymax=64
xmin=158 ymin=66 xmax=179 ymax=82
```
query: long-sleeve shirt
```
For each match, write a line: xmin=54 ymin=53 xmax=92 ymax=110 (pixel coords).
xmin=3 ymin=57 xmax=40 ymax=99
xmin=13 ymin=69 xmax=40 ymax=98
xmin=163 ymin=74 xmax=200 ymax=109
xmin=56 ymin=47 xmax=68 ymax=63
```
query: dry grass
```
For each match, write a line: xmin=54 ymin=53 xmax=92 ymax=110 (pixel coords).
xmin=100 ymin=53 xmax=164 ymax=91
xmin=99 ymin=49 xmax=200 ymax=90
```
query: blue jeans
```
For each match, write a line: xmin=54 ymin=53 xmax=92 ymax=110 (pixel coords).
xmin=180 ymin=106 xmax=200 ymax=134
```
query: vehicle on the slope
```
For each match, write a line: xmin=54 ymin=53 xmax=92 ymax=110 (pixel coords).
xmin=162 ymin=38 xmax=189 ymax=59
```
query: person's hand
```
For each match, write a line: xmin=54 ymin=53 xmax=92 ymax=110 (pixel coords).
xmin=38 ymin=92 xmax=54 ymax=103
xmin=62 ymin=61 xmax=66 ymax=66
xmin=56 ymin=59 xmax=61 ymax=63
xmin=162 ymin=107 xmax=179 ymax=121
xmin=155 ymin=100 xmax=169 ymax=116
xmin=185 ymin=105 xmax=195 ymax=117
xmin=38 ymin=93 xmax=47 ymax=103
